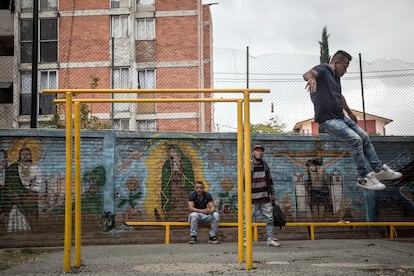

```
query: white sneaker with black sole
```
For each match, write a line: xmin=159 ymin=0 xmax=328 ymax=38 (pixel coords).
xmin=374 ymin=164 xmax=402 ymax=181
xmin=357 ymin=172 xmax=385 ymax=191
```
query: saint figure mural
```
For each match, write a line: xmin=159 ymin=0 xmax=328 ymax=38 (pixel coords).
xmin=2 ymin=139 xmax=42 ymax=232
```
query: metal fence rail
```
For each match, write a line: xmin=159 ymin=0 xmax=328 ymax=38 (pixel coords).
xmin=1 ymin=46 xmax=413 ymax=135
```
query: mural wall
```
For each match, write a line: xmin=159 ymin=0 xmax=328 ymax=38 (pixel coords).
xmin=0 ymin=130 xmax=413 ymax=238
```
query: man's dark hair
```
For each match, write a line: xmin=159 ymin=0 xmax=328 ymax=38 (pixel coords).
xmin=331 ymin=50 xmax=352 ymax=63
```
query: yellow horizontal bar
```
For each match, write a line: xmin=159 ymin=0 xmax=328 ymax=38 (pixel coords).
xmin=124 ymin=221 xmax=265 ymax=227
xmin=285 ymin=222 xmax=414 ymax=227
xmin=53 ymin=98 xmax=263 ymax=104
xmin=124 ymin=221 xmax=414 ymax=243
xmin=125 ymin=221 xmax=414 ymax=227
xmin=43 ymin=88 xmax=270 ymax=94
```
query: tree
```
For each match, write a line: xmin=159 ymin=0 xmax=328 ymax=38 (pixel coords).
xmin=251 ymin=115 xmax=286 ymax=134
xmin=319 ymin=26 xmax=330 ymax=64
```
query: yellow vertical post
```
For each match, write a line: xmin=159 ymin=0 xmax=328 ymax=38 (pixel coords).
xmin=243 ymin=90 xmax=253 ymax=270
xmin=64 ymin=92 xmax=73 ymax=272
xmin=237 ymin=100 xmax=244 ymax=263
xmin=253 ymin=225 xmax=258 ymax=242
xmin=309 ymin=225 xmax=315 ymax=240
xmin=165 ymin=224 xmax=170 ymax=244
xmin=74 ymin=102 xmax=82 ymax=267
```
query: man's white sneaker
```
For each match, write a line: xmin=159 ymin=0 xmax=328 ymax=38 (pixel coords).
xmin=356 ymin=173 xmax=385 ymax=191
xmin=266 ymin=239 xmax=280 ymax=247
xmin=374 ymin=164 xmax=402 ymax=181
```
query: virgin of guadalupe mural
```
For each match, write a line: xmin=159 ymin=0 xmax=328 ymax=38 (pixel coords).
xmin=1 ymin=138 xmax=42 ymax=232
xmin=161 ymin=144 xmax=195 ymax=220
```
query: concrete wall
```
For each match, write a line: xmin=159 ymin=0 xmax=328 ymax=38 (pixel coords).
xmin=0 ymin=130 xmax=413 ymax=245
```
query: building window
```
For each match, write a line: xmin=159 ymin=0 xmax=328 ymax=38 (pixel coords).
xmin=113 ymin=119 xmax=130 ymax=131
xmin=39 ymin=70 xmax=57 ymax=115
xmin=20 ymin=71 xmax=31 ymax=115
xmin=138 ymin=69 xmax=155 ymax=89
xmin=138 ymin=120 xmax=156 ymax=131
xmin=40 ymin=19 xmax=57 ymax=63
xmin=40 ymin=0 xmax=57 ymax=11
xmin=136 ymin=0 xmax=155 ymax=5
xmin=20 ymin=19 xmax=57 ymax=63
xmin=0 ymin=82 xmax=13 ymax=104
xmin=111 ymin=16 xmax=129 ymax=38
xmin=21 ymin=0 xmax=57 ymax=12
xmin=137 ymin=69 xmax=155 ymax=114
xmin=111 ymin=0 xmax=120 ymax=9
xmin=20 ymin=19 xmax=32 ymax=63
xmin=21 ymin=0 xmax=33 ymax=12
xmin=113 ymin=67 xmax=130 ymax=112
xmin=20 ymin=70 xmax=57 ymax=115
xmin=111 ymin=0 xmax=130 ymax=9
xmin=136 ymin=18 xmax=155 ymax=40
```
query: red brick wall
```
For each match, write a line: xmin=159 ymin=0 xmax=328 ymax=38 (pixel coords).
xmin=156 ymin=0 xmax=198 ymax=11
xmin=59 ymin=16 xmax=110 ymax=63
xmin=60 ymin=0 xmax=109 ymax=11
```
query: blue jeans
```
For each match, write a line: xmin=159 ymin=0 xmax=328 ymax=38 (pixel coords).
xmin=244 ymin=201 xmax=274 ymax=240
xmin=318 ymin=116 xmax=382 ymax=177
xmin=188 ymin=212 xmax=219 ymax=238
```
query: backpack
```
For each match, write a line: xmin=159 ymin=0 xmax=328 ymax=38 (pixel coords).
xmin=271 ymin=200 xmax=286 ymax=228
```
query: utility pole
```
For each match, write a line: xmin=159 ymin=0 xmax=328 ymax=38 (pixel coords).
xmin=31 ymin=0 xmax=39 ymax=128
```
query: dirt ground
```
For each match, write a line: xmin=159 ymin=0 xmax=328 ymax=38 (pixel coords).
xmin=0 ymin=248 xmax=61 ymax=271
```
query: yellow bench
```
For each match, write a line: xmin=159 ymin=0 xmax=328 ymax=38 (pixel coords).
xmin=124 ymin=221 xmax=414 ymax=244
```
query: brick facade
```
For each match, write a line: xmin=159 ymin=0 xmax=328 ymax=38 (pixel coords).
xmin=12 ymin=0 xmax=213 ymax=131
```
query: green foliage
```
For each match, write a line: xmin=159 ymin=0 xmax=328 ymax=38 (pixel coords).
xmin=46 ymin=74 xmax=112 ymax=129
xmin=251 ymin=115 xmax=286 ymax=134
xmin=47 ymin=105 xmax=65 ymax=129
xmin=319 ymin=26 xmax=331 ymax=64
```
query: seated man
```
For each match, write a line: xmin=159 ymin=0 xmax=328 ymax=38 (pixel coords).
xmin=188 ymin=181 xmax=220 ymax=244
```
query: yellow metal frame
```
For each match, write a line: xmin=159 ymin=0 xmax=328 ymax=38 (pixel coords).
xmin=43 ymin=88 xmax=270 ymax=272
xmin=124 ymin=221 xmax=414 ymax=244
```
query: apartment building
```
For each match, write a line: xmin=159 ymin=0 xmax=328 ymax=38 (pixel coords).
xmin=1 ymin=0 xmax=214 ymax=132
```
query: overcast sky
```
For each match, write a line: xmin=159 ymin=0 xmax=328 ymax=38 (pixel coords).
xmin=205 ymin=0 xmax=414 ymax=135
xmin=207 ymin=0 xmax=414 ymax=62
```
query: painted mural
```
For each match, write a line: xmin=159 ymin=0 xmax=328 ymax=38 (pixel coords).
xmin=0 ymin=137 xmax=107 ymax=234
xmin=0 ymin=133 xmax=413 ymax=240
xmin=1 ymin=138 xmax=42 ymax=232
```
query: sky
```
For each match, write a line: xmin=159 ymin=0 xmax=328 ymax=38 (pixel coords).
xmin=205 ymin=0 xmax=414 ymax=135
xmin=207 ymin=0 xmax=414 ymax=62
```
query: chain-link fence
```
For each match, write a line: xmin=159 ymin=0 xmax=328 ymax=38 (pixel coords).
xmin=1 ymin=44 xmax=413 ymax=135
xmin=214 ymin=48 xmax=414 ymax=136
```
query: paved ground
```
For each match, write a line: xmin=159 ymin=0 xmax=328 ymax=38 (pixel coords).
xmin=2 ymin=238 xmax=414 ymax=275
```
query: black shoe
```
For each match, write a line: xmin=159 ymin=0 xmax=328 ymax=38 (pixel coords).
xmin=188 ymin=236 xmax=197 ymax=244
xmin=208 ymin=236 xmax=220 ymax=244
